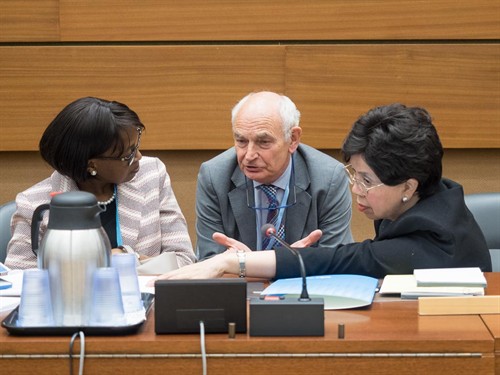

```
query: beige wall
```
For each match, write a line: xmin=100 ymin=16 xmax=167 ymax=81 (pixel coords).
xmin=1 ymin=149 xmax=498 ymax=244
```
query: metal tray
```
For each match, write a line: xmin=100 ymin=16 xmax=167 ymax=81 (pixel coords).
xmin=1 ymin=293 xmax=154 ymax=336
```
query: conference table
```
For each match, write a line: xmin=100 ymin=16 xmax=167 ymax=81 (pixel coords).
xmin=0 ymin=273 xmax=499 ymax=375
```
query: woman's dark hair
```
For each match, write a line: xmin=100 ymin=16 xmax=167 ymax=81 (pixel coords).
xmin=39 ymin=97 xmax=145 ymax=182
xmin=341 ymin=103 xmax=443 ymax=199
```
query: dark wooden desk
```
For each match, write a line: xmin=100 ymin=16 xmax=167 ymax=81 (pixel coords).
xmin=1 ymin=274 xmax=499 ymax=375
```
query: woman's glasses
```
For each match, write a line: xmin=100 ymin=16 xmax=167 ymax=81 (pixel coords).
xmin=344 ymin=164 xmax=384 ymax=195
xmin=97 ymin=127 xmax=142 ymax=166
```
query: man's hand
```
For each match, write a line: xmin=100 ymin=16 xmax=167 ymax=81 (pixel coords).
xmin=212 ymin=232 xmax=252 ymax=252
xmin=291 ymin=229 xmax=322 ymax=248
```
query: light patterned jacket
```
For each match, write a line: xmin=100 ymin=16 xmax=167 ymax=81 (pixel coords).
xmin=5 ymin=156 xmax=196 ymax=269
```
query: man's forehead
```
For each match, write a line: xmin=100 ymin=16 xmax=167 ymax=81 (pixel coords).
xmin=234 ymin=129 xmax=275 ymax=139
xmin=234 ymin=113 xmax=283 ymax=135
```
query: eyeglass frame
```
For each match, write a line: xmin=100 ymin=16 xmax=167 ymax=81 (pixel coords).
xmin=96 ymin=127 xmax=142 ymax=166
xmin=344 ymin=164 xmax=385 ymax=195
xmin=245 ymin=156 xmax=297 ymax=211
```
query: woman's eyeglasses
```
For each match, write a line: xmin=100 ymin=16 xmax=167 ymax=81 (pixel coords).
xmin=344 ymin=164 xmax=384 ymax=195
xmin=97 ymin=127 xmax=142 ymax=166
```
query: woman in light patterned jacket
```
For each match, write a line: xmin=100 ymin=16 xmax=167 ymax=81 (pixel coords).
xmin=5 ymin=97 xmax=196 ymax=270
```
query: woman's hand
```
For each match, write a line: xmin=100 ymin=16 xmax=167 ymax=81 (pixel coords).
xmin=148 ymin=253 xmax=231 ymax=283
xmin=111 ymin=247 xmax=124 ymax=255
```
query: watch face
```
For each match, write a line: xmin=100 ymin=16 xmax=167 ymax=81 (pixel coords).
xmin=237 ymin=252 xmax=246 ymax=278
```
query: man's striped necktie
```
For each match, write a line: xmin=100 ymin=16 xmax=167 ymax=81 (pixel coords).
xmin=259 ymin=184 xmax=285 ymax=249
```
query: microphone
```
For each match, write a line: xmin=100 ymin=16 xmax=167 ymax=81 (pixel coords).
xmin=249 ymin=224 xmax=325 ymax=336
xmin=261 ymin=224 xmax=310 ymax=301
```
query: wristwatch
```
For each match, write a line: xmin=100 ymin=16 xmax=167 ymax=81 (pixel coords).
xmin=236 ymin=250 xmax=246 ymax=278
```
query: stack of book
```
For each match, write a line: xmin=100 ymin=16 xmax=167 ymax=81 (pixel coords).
xmin=380 ymin=267 xmax=499 ymax=315
xmin=379 ymin=267 xmax=487 ymax=299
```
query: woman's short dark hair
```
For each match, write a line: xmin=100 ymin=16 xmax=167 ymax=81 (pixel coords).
xmin=341 ymin=103 xmax=443 ymax=199
xmin=39 ymin=97 xmax=145 ymax=182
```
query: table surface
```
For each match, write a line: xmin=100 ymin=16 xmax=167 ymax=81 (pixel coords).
xmin=0 ymin=273 xmax=499 ymax=375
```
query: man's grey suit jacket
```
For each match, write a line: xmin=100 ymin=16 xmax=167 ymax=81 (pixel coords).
xmin=195 ymin=144 xmax=353 ymax=259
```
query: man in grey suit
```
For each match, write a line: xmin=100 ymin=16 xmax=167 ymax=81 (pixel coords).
xmin=196 ymin=91 xmax=353 ymax=260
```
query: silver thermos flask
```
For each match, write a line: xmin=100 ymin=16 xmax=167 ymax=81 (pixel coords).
xmin=31 ymin=191 xmax=111 ymax=326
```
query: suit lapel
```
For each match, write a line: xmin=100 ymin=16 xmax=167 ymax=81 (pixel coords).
xmin=229 ymin=168 xmax=258 ymax=249
xmin=284 ymin=152 xmax=311 ymax=244
xmin=228 ymin=150 xmax=312 ymax=248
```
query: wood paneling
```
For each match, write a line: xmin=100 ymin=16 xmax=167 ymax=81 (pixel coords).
xmin=0 ymin=44 xmax=498 ymax=151
xmin=0 ymin=0 xmax=59 ymax=42
xmin=0 ymin=46 xmax=285 ymax=151
xmin=286 ymin=44 xmax=500 ymax=149
xmin=58 ymin=0 xmax=500 ymax=41
xmin=2 ymin=1 xmax=499 ymax=42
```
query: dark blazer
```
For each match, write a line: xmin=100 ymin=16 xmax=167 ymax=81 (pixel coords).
xmin=195 ymin=144 xmax=353 ymax=259
xmin=275 ymin=179 xmax=492 ymax=279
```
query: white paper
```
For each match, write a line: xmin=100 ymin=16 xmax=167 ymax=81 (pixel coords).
xmin=138 ymin=275 xmax=156 ymax=295
xmin=0 ymin=269 xmax=24 ymax=297
xmin=379 ymin=274 xmax=484 ymax=299
xmin=0 ymin=297 xmax=20 ymax=313
xmin=137 ymin=252 xmax=179 ymax=275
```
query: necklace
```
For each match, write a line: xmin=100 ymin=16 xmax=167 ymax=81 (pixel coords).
xmin=97 ymin=191 xmax=116 ymax=206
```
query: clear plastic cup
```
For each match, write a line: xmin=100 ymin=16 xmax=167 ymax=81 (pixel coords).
xmin=89 ymin=267 xmax=126 ymax=326
xmin=111 ymin=253 xmax=143 ymax=314
xmin=18 ymin=269 xmax=54 ymax=327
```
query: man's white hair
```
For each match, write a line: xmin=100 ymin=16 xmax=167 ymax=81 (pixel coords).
xmin=231 ymin=92 xmax=301 ymax=141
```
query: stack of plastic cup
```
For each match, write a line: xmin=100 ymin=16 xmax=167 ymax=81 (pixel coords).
xmin=89 ymin=267 xmax=127 ymax=326
xmin=18 ymin=269 xmax=55 ymax=327
xmin=111 ymin=253 xmax=143 ymax=314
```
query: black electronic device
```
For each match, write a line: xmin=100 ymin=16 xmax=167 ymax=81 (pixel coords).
xmin=249 ymin=225 xmax=325 ymax=336
xmin=154 ymin=278 xmax=247 ymax=334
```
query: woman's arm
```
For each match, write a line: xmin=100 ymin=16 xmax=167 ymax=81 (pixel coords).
xmin=153 ymin=250 xmax=277 ymax=280
xmin=152 ymin=229 xmax=322 ymax=281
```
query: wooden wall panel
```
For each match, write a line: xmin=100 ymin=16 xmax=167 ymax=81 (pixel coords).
xmin=57 ymin=0 xmax=500 ymax=41
xmin=286 ymin=44 xmax=500 ymax=149
xmin=0 ymin=46 xmax=285 ymax=151
xmin=0 ymin=0 xmax=59 ymax=42
xmin=0 ymin=44 xmax=498 ymax=151
xmin=1 ymin=1 xmax=498 ymax=42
